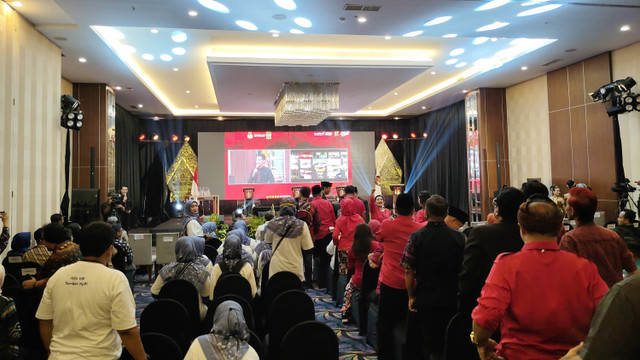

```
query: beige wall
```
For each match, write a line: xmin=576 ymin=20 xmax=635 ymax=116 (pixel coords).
xmin=0 ymin=4 xmax=65 ymax=253
xmin=61 ymin=77 xmax=73 ymax=96
xmin=613 ymin=41 xmax=640 ymax=208
xmin=506 ymin=75 xmax=552 ymax=188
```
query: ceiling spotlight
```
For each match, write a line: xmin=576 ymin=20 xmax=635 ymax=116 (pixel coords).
xmin=172 ymin=47 xmax=186 ymax=55
xmin=290 ymin=28 xmax=304 ymax=34
xmin=272 ymin=33 xmax=280 ymax=37
xmin=171 ymin=31 xmax=188 ymax=43
xmin=357 ymin=16 xmax=367 ymax=23
xmin=475 ymin=0 xmax=509 ymax=11
xmin=410 ymin=133 xmax=417 ymax=138
xmin=160 ymin=54 xmax=173 ymax=61
xmin=186 ymin=90 xmax=191 ymax=94
xmin=114 ymin=86 xmax=122 ymax=90
xmin=442 ymin=34 xmax=458 ymax=38
xmin=142 ymin=54 xmax=154 ymax=61
xmin=152 ymin=134 xmax=159 ymax=141
xmin=462 ymin=89 xmax=468 ymax=93
xmin=139 ymin=134 xmax=146 ymax=141
xmin=476 ymin=22 xmax=510 ymax=32
xmin=275 ymin=0 xmax=296 ymax=11
xmin=422 ymin=106 xmax=426 ymax=109
xmin=236 ymin=20 xmax=258 ymax=31
xmin=294 ymin=17 xmax=312 ymax=28
xmin=11 ymin=1 xmax=22 ymax=7
xmin=184 ymin=135 xmax=191 ymax=142
xmin=217 ymin=116 xmax=224 ymax=120
xmin=138 ymin=104 xmax=143 ymax=108
xmin=150 ymin=29 xmax=159 ymax=34
xmin=381 ymin=133 xmax=388 ymax=140
xmin=445 ymin=59 xmax=458 ymax=65
xmin=188 ymin=10 xmax=198 ymax=16
xmin=431 ymin=71 xmax=436 ymax=75
xmin=423 ymin=132 xmax=428 ymax=138
xmin=394 ymin=117 xmax=400 ymax=120
xmin=402 ymin=30 xmax=423 ymax=38
xmin=78 ymin=57 xmax=87 ymax=63
xmin=173 ymin=68 xmax=179 ymax=71
xmin=620 ymin=25 xmax=630 ymax=32
xmin=473 ymin=37 xmax=490 ymax=45
xmin=521 ymin=66 xmax=528 ymax=70
xmin=424 ymin=16 xmax=452 ymax=26
xmin=194 ymin=105 xmax=199 ymax=108
xmin=384 ymin=36 xmax=391 ymax=40
xmin=197 ymin=0 xmax=230 ymax=13
xmin=153 ymin=116 xmax=159 ymax=120
xmin=171 ymin=135 xmax=179 ymax=142
xmin=392 ymin=133 xmax=399 ymax=139
xmin=449 ymin=48 xmax=465 ymax=56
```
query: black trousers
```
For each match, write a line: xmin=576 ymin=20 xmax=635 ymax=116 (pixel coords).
xmin=377 ymin=282 xmax=408 ymax=360
xmin=313 ymin=233 xmax=333 ymax=288
xmin=404 ymin=305 xmax=457 ymax=360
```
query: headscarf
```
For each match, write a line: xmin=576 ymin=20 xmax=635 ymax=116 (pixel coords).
xmin=11 ymin=232 xmax=31 ymax=253
xmin=192 ymin=235 xmax=211 ymax=267
xmin=368 ymin=219 xmax=381 ymax=236
xmin=196 ymin=300 xmax=250 ymax=360
xmin=338 ymin=197 xmax=365 ymax=233
xmin=202 ymin=222 xmax=218 ymax=236
xmin=230 ymin=221 xmax=251 ymax=246
xmin=266 ymin=197 xmax=304 ymax=239
xmin=215 ymin=234 xmax=254 ymax=267
xmin=0 ymin=264 xmax=5 ymax=295
xmin=221 ymin=235 xmax=243 ymax=270
xmin=159 ymin=236 xmax=209 ymax=290
xmin=182 ymin=199 xmax=200 ymax=234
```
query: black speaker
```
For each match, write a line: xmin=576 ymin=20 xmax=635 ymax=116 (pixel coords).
xmin=71 ymin=188 xmax=100 ymax=226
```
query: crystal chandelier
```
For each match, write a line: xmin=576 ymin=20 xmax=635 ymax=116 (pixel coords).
xmin=274 ymin=82 xmax=339 ymax=126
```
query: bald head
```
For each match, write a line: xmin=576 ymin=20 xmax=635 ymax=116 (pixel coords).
xmin=517 ymin=198 xmax=563 ymax=237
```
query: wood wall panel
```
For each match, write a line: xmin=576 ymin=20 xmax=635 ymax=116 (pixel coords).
xmin=549 ymin=110 xmax=572 ymax=186
xmin=547 ymin=68 xmax=570 ymax=111
xmin=584 ymin=54 xmax=612 ymax=102
xmin=569 ymin=107 xmax=589 ymax=181
xmin=586 ymin=103 xmax=617 ymax=199
xmin=568 ymin=63 xmax=585 ymax=107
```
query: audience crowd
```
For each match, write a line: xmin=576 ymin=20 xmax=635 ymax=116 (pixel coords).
xmin=0 ymin=178 xmax=639 ymax=360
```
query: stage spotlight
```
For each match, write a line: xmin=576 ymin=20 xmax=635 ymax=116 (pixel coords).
xmin=60 ymin=95 xmax=83 ymax=130
xmin=184 ymin=135 xmax=191 ymax=142
xmin=175 ymin=202 xmax=183 ymax=211
xmin=152 ymin=134 xmax=159 ymax=141
xmin=171 ymin=134 xmax=179 ymax=142
xmin=410 ymin=132 xmax=417 ymax=138
xmin=392 ymin=133 xmax=399 ymax=139
xmin=381 ymin=133 xmax=388 ymax=140
xmin=139 ymin=134 xmax=146 ymax=141
xmin=423 ymin=132 xmax=428 ymax=138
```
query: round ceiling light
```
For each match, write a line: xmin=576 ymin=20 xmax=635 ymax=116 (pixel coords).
xmin=197 ymin=0 xmax=230 ymax=13
xmin=274 ymin=0 xmax=296 ymax=11
xmin=171 ymin=31 xmax=188 ymax=43
xmin=402 ymin=30 xmax=423 ymax=37
xmin=160 ymin=54 xmax=173 ymax=61
xmin=172 ymin=47 xmax=186 ymax=55
xmin=424 ymin=16 xmax=452 ymax=26
xmin=235 ymin=20 xmax=258 ymax=31
xmin=294 ymin=17 xmax=312 ymax=28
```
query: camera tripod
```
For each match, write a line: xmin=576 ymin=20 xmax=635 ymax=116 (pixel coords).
xmin=617 ymin=190 xmax=638 ymax=213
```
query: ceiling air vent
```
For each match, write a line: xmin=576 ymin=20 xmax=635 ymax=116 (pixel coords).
xmin=344 ymin=4 xmax=381 ymax=11
xmin=129 ymin=105 xmax=139 ymax=110
xmin=542 ymin=59 xmax=563 ymax=67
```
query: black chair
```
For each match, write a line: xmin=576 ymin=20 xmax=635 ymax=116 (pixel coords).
xmin=358 ymin=260 xmax=380 ymax=335
xmin=260 ymin=260 xmax=270 ymax=295
xmin=444 ymin=312 xmax=480 ymax=360
xmin=158 ymin=279 xmax=201 ymax=328
xmin=264 ymin=270 xmax=302 ymax=311
xmin=205 ymin=237 xmax=222 ymax=251
xmin=281 ymin=320 xmax=338 ymax=360
xmin=2 ymin=273 xmax=20 ymax=291
xmin=5 ymin=286 xmax=47 ymax=357
xmin=202 ymin=294 xmax=254 ymax=334
xmin=249 ymin=330 xmax=265 ymax=359
xmin=18 ymin=261 xmax=41 ymax=281
xmin=213 ymin=273 xmax=253 ymax=305
xmin=203 ymin=244 xmax=219 ymax=261
xmin=140 ymin=299 xmax=192 ymax=353
xmin=121 ymin=333 xmax=183 ymax=360
xmin=267 ymin=289 xmax=315 ymax=360
xmin=2 ymin=255 xmax=24 ymax=282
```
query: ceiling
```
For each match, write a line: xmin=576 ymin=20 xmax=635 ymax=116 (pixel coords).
xmin=9 ymin=0 xmax=640 ymax=120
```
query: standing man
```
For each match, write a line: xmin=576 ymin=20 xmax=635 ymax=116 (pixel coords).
xmin=101 ymin=191 xmax=125 ymax=223
xmin=560 ymin=187 xmax=638 ymax=287
xmin=342 ymin=185 xmax=366 ymax=220
xmin=120 ymin=186 xmax=133 ymax=231
xmin=248 ymin=153 xmax=274 ymax=184
xmin=321 ymin=181 xmax=332 ymax=199
xmin=374 ymin=193 xmax=423 ymax=360
xmin=402 ymin=195 xmax=465 ymax=359
xmin=36 ymin=221 xmax=147 ymax=360
xmin=311 ymin=185 xmax=337 ymax=289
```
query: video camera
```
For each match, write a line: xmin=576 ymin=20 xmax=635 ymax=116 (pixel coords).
xmin=612 ymin=179 xmax=636 ymax=194
xmin=109 ymin=191 xmax=124 ymax=206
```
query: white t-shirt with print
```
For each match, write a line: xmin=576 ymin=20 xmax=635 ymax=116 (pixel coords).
xmin=36 ymin=261 xmax=137 ymax=360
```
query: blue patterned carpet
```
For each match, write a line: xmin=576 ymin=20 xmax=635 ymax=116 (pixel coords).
xmin=132 ymin=276 xmax=377 ymax=359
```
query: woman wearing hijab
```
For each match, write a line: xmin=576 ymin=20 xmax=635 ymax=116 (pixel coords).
xmin=214 ymin=234 xmax=254 ymax=269
xmin=0 ymin=265 xmax=22 ymax=359
xmin=210 ymin=236 xmax=257 ymax=299
xmin=333 ymin=197 xmax=366 ymax=275
xmin=193 ymin=236 xmax=215 ymax=276
xmin=183 ymin=199 xmax=216 ymax=240
xmin=184 ymin=300 xmax=259 ymax=360
xmin=151 ymin=236 xmax=213 ymax=320
xmin=7 ymin=232 xmax=31 ymax=258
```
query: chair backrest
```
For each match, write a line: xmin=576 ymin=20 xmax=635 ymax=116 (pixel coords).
xmin=140 ymin=299 xmax=192 ymax=353
xmin=19 ymin=261 xmax=41 ymax=280
xmin=129 ymin=233 xmax=153 ymax=265
xmin=158 ymin=279 xmax=201 ymax=325
xmin=203 ymin=245 xmax=219 ymax=261
xmin=259 ymin=260 xmax=270 ymax=296
xmin=2 ymin=273 xmax=20 ymax=291
xmin=203 ymin=294 xmax=254 ymax=335
xmin=358 ymin=259 xmax=380 ymax=335
xmin=281 ymin=320 xmax=338 ymax=360
xmin=140 ymin=333 xmax=183 ymax=360
xmin=248 ymin=329 xmax=264 ymax=359
xmin=155 ymin=232 xmax=179 ymax=264
xmin=2 ymin=255 xmax=24 ymax=282
xmin=205 ymin=237 xmax=222 ymax=251
xmin=444 ymin=312 xmax=479 ymax=360
xmin=213 ymin=273 xmax=252 ymax=304
xmin=264 ymin=270 xmax=302 ymax=310
xmin=268 ymin=289 xmax=315 ymax=359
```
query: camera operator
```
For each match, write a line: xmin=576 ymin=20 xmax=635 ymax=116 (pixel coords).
xmin=101 ymin=191 xmax=125 ymax=223
xmin=120 ymin=186 xmax=133 ymax=230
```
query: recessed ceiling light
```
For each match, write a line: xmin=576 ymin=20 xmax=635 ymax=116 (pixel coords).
xmin=449 ymin=48 xmax=465 ymax=56
xmin=153 ymin=116 xmax=159 ymax=121
xmin=150 ymin=29 xmax=159 ymax=34
xmin=160 ymin=54 xmax=173 ymax=61
xmin=290 ymin=28 xmax=304 ymax=34
xmin=521 ymin=66 xmax=528 ymax=70
xmin=186 ymin=90 xmax=191 ymax=94
xmin=357 ymin=17 xmax=367 ymax=23
xmin=138 ymin=104 xmax=144 ymax=108
xmin=402 ymin=30 xmax=423 ymax=37
xmin=272 ymin=33 xmax=280 ymax=37
xmin=102 ymin=28 xmax=125 ymax=41
xmin=142 ymin=54 xmax=154 ymax=61
xmin=394 ymin=92 xmax=399 ymax=95
xmin=384 ymin=36 xmax=391 ymax=40
xmin=115 ymin=86 xmax=122 ymax=90
xmin=442 ymin=33 xmax=458 ymax=38
xmin=270 ymin=30 xmax=280 ymax=33
xmin=424 ymin=16 xmax=452 ymax=26
xmin=194 ymin=105 xmax=199 ymax=108
xmin=491 ymin=37 xmax=498 ymax=41
xmin=445 ymin=58 xmax=458 ymax=65
xmin=11 ymin=1 xmax=22 ymax=7
xmin=294 ymin=17 xmax=312 ymax=28
xmin=275 ymin=0 xmax=296 ymax=10
xmin=217 ymin=116 xmax=224 ymax=120
xmin=172 ymin=47 xmax=186 ymax=55
xmin=173 ymin=67 xmax=179 ymax=71
xmin=188 ymin=10 xmax=198 ymax=16
xmin=236 ymin=20 xmax=258 ymax=31
xmin=472 ymin=37 xmax=490 ymax=45
xmin=476 ymin=22 xmax=509 ymax=32
xmin=431 ymin=71 xmax=436 ymax=75
xmin=78 ymin=57 xmax=87 ymax=63
xmin=197 ymin=0 xmax=230 ymax=14
xmin=517 ymin=4 xmax=562 ymax=16
xmin=394 ymin=117 xmax=400 ymax=120
xmin=475 ymin=0 xmax=509 ymax=11
xmin=455 ymin=62 xmax=467 ymax=68
xmin=620 ymin=25 xmax=630 ymax=32
xmin=422 ymin=106 xmax=426 ymax=109
xmin=462 ymin=90 xmax=468 ymax=93
xmin=171 ymin=31 xmax=187 ymax=43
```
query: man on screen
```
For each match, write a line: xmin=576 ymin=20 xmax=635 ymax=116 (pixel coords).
xmin=248 ymin=152 xmax=275 ymax=184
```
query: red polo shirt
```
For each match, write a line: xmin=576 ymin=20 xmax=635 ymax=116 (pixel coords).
xmin=472 ymin=241 xmax=608 ymax=360
xmin=310 ymin=196 xmax=336 ymax=241
xmin=376 ymin=215 xmax=423 ymax=289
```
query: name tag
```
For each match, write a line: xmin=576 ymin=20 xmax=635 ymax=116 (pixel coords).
xmin=8 ymin=256 xmax=22 ymax=263
xmin=163 ymin=236 xmax=173 ymax=243
xmin=607 ymin=224 xmax=616 ymax=229
xmin=134 ymin=234 xmax=144 ymax=240
xmin=564 ymin=225 xmax=570 ymax=231
xmin=21 ymin=268 xmax=37 ymax=276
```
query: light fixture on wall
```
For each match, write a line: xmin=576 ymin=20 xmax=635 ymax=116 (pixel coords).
xmin=60 ymin=95 xmax=83 ymax=130
xmin=274 ymin=82 xmax=339 ymax=126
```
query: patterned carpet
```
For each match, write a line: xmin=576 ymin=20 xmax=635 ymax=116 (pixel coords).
xmin=132 ymin=276 xmax=378 ymax=359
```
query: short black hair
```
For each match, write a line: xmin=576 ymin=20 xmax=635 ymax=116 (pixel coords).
xmin=43 ymin=222 xmax=70 ymax=244
xmin=264 ymin=212 xmax=274 ymax=221
xmin=312 ymin=185 xmax=322 ymax=196
xmin=418 ymin=191 xmax=431 ymax=206
xmin=495 ymin=187 xmax=527 ymax=223
xmin=78 ymin=221 xmax=115 ymax=257
xmin=622 ymin=209 xmax=636 ymax=222
xmin=321 ymin=181 xmax=332 ymax=188
xmin=344 ymin=185 xmax=356 ymax=195
xmin=426 ymin=195 xmax=447 ymax=218
xmin=395 ymin=193 xmax=414 ymax=216
xmin=34 ymin=228 xmax=44 ymax=242
xmin=50 ymin=213 xmax=63 ymax=223
xmin=299 ymin=186 xmax=311 ymax=198
xmin=521 ymin=180 xmax=548 ymax=198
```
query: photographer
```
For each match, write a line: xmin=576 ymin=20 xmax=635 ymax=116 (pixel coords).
xmin=101 ymin=191 xmax=125 ymax=223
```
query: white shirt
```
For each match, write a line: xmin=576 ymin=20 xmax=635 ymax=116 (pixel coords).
xmin=265 ymin=221 xmax=314 ymax=281
xmin=183 ymin=338 xmax=259 ymax=360
xmin=36 ymin=261 xmax=137 ymax=360
xmin=186 ymin=219 xmax=204 ymax=237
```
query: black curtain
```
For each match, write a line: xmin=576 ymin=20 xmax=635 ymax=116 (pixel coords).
xmin=404 ymin=101 xmax=468 ymax=215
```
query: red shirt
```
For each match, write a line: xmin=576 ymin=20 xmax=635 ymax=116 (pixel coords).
xmin=333 ymin=198 xmax=365 ymax=251
xmin=310 ymin=196 xmax=336 ymax=241
xmin=472 ymin=241 xmax=608 ymax=360
xmin=341 ymin=196 xmax=366 ymax=218
xmin=369 ymin=195 xmax=391 ymax=223
xmin=347 ymin=241 xmax=379 ymax=288
xmin=560 ymin=224 xmax=637 ymax=287
xmin=414 ymin=209 xmax=425 ymax=223
xmin=376 ymin=215 xmax=423 ymax=289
